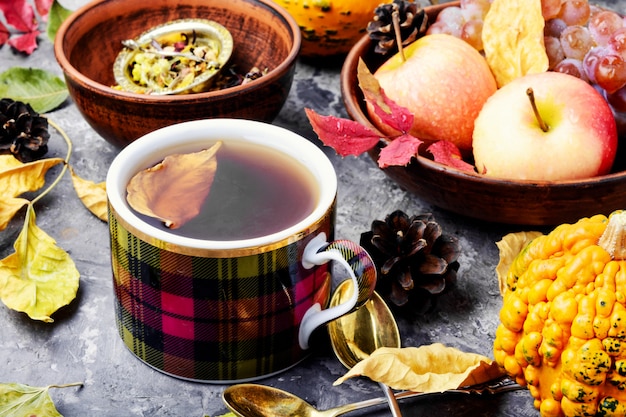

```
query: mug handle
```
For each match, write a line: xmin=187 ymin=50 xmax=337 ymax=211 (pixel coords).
xmin=299 ymin=232 xmax=377 ymax=349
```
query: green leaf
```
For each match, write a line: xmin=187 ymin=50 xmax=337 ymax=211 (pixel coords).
xmin=0 ymin=205 xmax=80 ymax=322
xmin=0 ymin=382 xmax=82 ymax=417
xmin=0 ymin=67 xmax=68 ymax=113
xmin=46 ymin=1 xmax=73 ymax=43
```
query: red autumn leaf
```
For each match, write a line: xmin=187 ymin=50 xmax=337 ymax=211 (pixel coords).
xmin=378 ymin=134 xmax=422 ymax=168
xmin=0 ymin=21 xmax=9 ymax=45
xmin=426 ymin=140 xmax=475 ymax=173
xmin=34 ymin=0 xmax=53 ymax=21
xmin=369 ymin=87 xmax=414 ymax=134
xmin=0 ymin=0 xmax=38 ymax=32
xmin=357 ymin=58 xmax=414 ymax=133
xmin=305 ymin=108 xmax=381 ymax=157
xmin=8 ymin=30 xmax=40 ymax=54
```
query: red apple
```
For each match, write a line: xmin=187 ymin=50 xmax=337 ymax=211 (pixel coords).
xmin=472 ymin=71 xmax=618 ymax=181
xmin=368 ymin=33 xmax=497 ymax=152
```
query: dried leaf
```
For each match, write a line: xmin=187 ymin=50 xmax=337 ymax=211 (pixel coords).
xmin=482 ymin=0 xmax=548 ymax=87
xmin=0 ymin=206 xmax=80 ymax=322
xmin=426 ymin=141 xmax=475 ymax=172
xmin=357 ymin=58 xmax=414 ymax=133
xmin=495 ymin=231 xmax=543 ymax=295
xmin=0 ymin=156 xmax=64 ymax=231
xmin=0 ymin=382 xmax=82 ymax=417
xmin=305 ymin=108 xmax=381 ymax=157
xmin=69 ymin=166 xmax=107 ymax=222
xmin=0 ymin=21 xmax=9 ymax=46
xmin=35 ymin=0 xmax=55 ymax=21
xmin=0 ymin=0 xmax=38 ymax=32
xmin=46 ymin=0 xmax=72 ymax=42
xmin=127 ymin=142 xmax=222 ymax=229
xmin=378 ymin=133 xmax=422 ymax=168
xmin=0 ymin=67 xmax=68 ymax=113
xmin=334 ymin=344 xmax=505 ymax=392
xmin=7 ymin=30 xmax=40 ymax=54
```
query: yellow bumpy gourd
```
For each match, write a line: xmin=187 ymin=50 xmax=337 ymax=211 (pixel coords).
xmin=494 ymin=211 xmax=626 ymax=417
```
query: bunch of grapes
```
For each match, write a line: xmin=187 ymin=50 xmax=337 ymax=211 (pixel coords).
xmin=426 ymin=0 xmax=492 ymax=50
xmin=427 ymin=0 xmax=626 ymax=115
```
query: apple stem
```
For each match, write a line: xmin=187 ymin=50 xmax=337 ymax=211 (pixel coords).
xmin=392 ymin=11 xmax=406 ymax=62
xmin=526 ymin=87 xmax=549 ymax=132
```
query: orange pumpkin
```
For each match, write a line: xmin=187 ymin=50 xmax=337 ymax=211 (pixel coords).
xmin=273 ymin=0 xmax=390 ymax=58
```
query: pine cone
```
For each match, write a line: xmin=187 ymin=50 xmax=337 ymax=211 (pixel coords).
xmin=360 ymin=210 xmax=460 ymax=309
xmin=367 ymin=0 xmax=428 ymax=55
xmin=0 ymin=98 xmax=50 ymax=162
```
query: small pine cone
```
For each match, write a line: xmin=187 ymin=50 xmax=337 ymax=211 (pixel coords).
xmin=0 ymin=98 xmax=50 ymax=162
xmin=367 ymin=0 xmax=428 ymax=55
xmin=360 ymin=210 xmax=460 ymax=310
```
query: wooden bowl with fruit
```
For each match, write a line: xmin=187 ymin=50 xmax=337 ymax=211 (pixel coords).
xmin=335 ymin=0 xmax=626 ymax=226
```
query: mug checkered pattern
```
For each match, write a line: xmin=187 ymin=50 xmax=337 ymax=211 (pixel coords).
xmin=109 ymin=206 xmax=336 ymax=382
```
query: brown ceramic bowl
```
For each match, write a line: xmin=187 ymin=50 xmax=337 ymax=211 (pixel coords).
xmin=54 ymin=0 xmax=300 ymax=148
xmin=341 ymin=2 xmax=626 ymax=226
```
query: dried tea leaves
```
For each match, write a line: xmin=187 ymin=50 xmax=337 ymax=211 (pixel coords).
xmin=126 ymin=141 xmax=222 ymax=229
xmin=482 ymin=0 xmax=548 ymax=87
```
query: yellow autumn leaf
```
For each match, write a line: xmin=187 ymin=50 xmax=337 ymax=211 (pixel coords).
xmin=69 ymin=166 xmax=107 ymax=222
xmin=482 ymin=0 xmax=548 ymax=87
xmin=333 ymin=343 xmax=505 ymax=392
xmin=0 ymin=156 xmax=65 ymax=231
xmin=0 ymin=206 xmax=80 ymax=322
xmin=0 ymin=382 xmax=82 ymax=417
xmin=126 ymin=141 xmax=222 ymax=229
xmin=495 ymin=231 xmax=543 ymax=295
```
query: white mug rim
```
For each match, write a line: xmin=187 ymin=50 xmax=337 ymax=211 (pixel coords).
xmin=106 ymin=119 xmax=337 ymax=251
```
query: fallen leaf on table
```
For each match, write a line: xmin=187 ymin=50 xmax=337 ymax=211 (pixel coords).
xmin=0 ymin=155 xmax=64 ymax=231
xmin=0 ymin=206 xmax=80 ymax=322
xmin=69 ymin=166 xmax=107 ymax=221
xmin=0 ymin=382 xmax=82 ymax=417
xmin=127 ymin=142 xmax=222 ymax=229
xmin=0 ymin=67 xmax=68 ymax=113
xmin=334 ymin=343 xmax=504 ymax=392
xmin=495 ymin=231 xmax=544 ymax=295
xmin=482 ymin=0 xmax=548 ymax=87
xmin=0 ymin=0 xmax=39 ymax=54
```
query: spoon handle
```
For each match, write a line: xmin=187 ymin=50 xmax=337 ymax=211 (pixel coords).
xmin=379 ymin=382 xmax=403 ymax=417
xmin=328 ymin=378 xmax=523 ymax=417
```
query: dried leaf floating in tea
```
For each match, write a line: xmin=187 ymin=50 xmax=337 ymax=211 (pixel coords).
xmin=126 ymin=141 xmax=222 ymax=229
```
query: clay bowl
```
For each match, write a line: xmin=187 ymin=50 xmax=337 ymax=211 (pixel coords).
xmin=341 ymin=2 xmax=626 ymax=226
xmin=54 ymin=0 xmax=300 ymax=148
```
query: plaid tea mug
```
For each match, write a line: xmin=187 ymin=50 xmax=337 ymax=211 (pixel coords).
xmin=106 ymin=119 xmax=377 ymax=382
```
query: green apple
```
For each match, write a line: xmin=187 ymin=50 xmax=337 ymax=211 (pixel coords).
xmin=369 ymin=33 xmax=497 ymax=152
xmin=473 ymin=71 xmax=618 ymax=181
